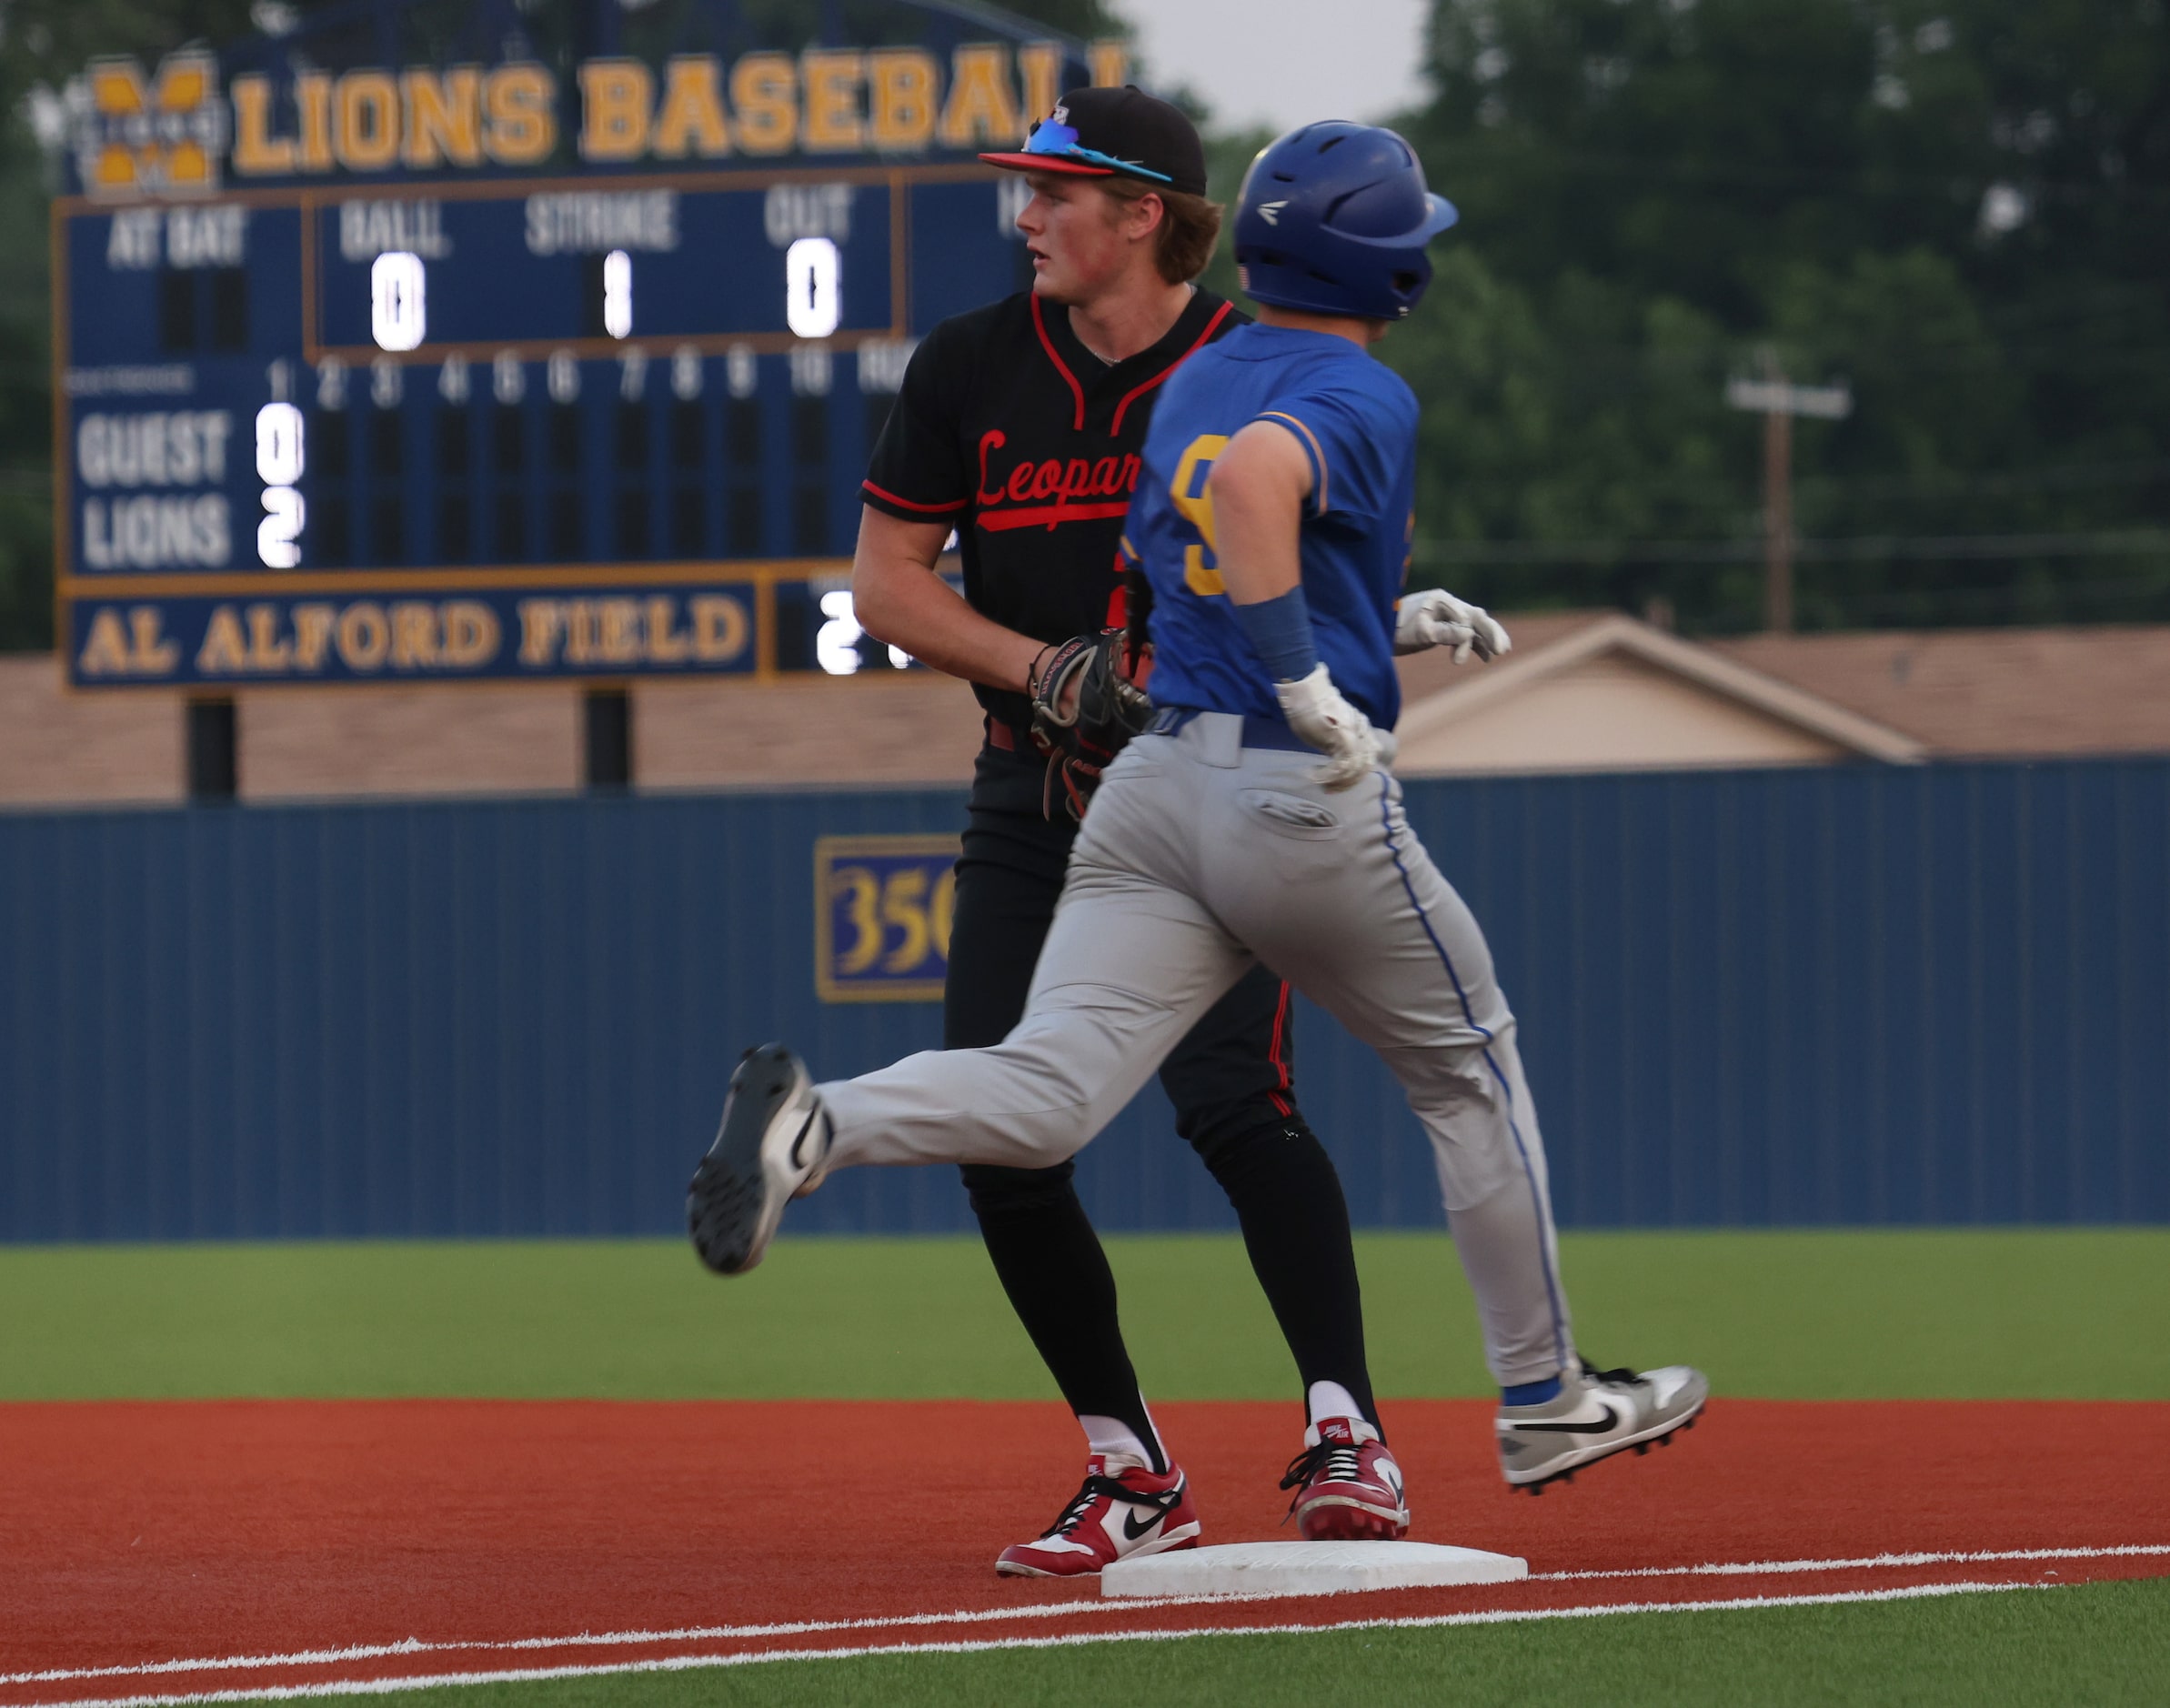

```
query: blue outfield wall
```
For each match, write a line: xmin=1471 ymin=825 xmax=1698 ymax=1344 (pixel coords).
xmin=3 ymin=759 xmax=2166 ymax=1241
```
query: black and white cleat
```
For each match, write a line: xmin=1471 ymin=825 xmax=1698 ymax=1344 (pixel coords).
xmin=1496 ymin=1361 xmax=1708 ymax=1492
xmin=688 ymin=1044 xmax=830 ymax=1276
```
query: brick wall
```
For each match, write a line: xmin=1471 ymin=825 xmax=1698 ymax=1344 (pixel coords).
xmin=1 ymin=654 xmax=986 ymax=807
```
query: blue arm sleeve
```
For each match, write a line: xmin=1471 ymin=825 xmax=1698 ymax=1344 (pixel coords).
xmin=1231 ymin=586 xmax=1320 ymax=683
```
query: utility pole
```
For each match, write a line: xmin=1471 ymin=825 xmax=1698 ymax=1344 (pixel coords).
xmin=1725 ymin=356 xmax=1853 ymax=632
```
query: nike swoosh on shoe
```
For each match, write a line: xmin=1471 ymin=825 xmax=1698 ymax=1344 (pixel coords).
xmin=1510 ymin=1400 xmax=1623 ymax=1435
xmin=789 ymin=1108 xmax=822 ymax=1170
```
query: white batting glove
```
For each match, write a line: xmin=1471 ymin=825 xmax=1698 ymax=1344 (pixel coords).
xmin=1393 ymin=588 xmax=1512 ymax=662
xmin=1276 ymin=664 xmax=1394 ymax=790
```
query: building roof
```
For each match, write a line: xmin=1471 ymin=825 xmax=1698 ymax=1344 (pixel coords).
xmin=1709 ymin=623 xmax=2170 ymax=759
xmin=1395 ymin=612 xmax=2170 ymax=772
xmin=1392 ymin=611 xmax=1926 ymax=776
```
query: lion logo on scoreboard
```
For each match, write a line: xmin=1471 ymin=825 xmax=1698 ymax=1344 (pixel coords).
xmin=74 ymin=52 xmax=230 ymax=198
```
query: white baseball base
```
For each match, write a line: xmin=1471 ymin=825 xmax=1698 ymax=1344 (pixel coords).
xmin=1100 ymin=1540 xmax=1528 ymax=1600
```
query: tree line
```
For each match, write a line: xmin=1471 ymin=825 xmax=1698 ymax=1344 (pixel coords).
xmin=1363 ymin=0 xmax=2169 ymax=632
xmin=2 ymin=0 xmax=2163 ymax=647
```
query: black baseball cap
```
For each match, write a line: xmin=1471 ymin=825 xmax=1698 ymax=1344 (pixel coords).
xmin=980 ymin=85 xmax=1208 ymax=198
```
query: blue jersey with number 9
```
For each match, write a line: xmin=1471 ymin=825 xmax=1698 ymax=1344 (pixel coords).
xmin=1122 ymin=322 xmax=1420 ymax=730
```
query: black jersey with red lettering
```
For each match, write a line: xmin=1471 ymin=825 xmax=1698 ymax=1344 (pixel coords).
xmin=862 ymin=286 xmax=1242 ymax=731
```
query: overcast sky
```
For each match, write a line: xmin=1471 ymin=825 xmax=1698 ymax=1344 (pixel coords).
xmin=1119 ymin=0 xmax=1433 ymax=136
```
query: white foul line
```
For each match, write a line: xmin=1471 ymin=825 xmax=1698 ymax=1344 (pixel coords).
xmin=0 ymin=1600 xmax=1196 ymax=1688
xmin=9 ymin=1542 xmax=2165 ymax=1691
xmin=3 ymin=1582 xmax=2064 ymax=1708
xmin=1532 ymin=1542 xmax=2170 ymax=1582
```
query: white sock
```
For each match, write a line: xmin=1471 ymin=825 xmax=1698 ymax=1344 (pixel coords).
xmin=1305 ymin=1381 xmax=1370 ymax=1432
xmin=1079 ymin=1412 xmax=1163 ymax=1472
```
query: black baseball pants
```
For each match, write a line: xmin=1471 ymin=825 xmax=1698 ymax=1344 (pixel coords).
xmin=946 ymin=743 xmax=1380 ymax=1464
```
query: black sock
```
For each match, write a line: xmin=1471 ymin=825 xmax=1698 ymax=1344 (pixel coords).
xmin=1202 ymin=1119 xmax=1381 ymax=1432
xmin=962 ymin=1163 xmax=1165 ymax=1472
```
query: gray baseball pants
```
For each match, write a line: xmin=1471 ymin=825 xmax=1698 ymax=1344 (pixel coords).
xmin=818 ymin=711 xmax=1577 ymax=1386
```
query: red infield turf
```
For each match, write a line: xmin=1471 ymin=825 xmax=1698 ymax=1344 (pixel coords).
xmin=4 ymin=1400 xmax=2168 ymax=1703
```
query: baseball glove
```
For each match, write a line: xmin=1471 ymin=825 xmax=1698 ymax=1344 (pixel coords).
xmin=1029 ymin=628 xmax=1153 ymax=820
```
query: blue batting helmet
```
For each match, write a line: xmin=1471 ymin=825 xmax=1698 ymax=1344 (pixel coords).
xmin=1232 ymin=123 xmax=1459 ymax=320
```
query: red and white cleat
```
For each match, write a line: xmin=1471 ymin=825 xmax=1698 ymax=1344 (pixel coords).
xmin=1280 ymin=1416 xmax=1411 ymax=1541
xmin=994 ymin=1454 xmax=1201 ymax=1578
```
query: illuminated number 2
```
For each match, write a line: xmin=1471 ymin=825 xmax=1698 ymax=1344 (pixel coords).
xmin=1170 ymin=433 xmax=1231 ymax=596
xmin=785 ymin=236 xmax=840 ymax=339
xmin=816 ymin=589 xmax=862 ymax=676
xmin=818 ymin=589 xmax=908 ymax=675
xmin=257 ymin=488 xmax=306 ymax=569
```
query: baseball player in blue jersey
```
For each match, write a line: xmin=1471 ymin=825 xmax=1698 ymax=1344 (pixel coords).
xmin=692 ymin=122 xmax=1706 ymax=1523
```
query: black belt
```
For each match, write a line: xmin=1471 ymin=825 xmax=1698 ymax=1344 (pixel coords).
xmin=1146 ymin=707 xmax=1314 ymax=754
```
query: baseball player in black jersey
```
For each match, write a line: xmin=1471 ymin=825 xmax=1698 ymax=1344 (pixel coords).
xmin=846 ymin=87 xmax=1399 ymax=1575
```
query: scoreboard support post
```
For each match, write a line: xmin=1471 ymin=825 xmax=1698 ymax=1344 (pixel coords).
xmin=186 ymin=698 xmax=239 ymax=801
xmin=583 ymin=687 xmax=632 ymax=793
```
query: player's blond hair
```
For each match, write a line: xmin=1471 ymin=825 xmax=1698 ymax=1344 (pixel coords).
xmin=1098 ymin=178 xmax=1224 ymax=285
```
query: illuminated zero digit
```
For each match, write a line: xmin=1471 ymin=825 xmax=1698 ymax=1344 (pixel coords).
xmin=785 ymin=236 xmax=840 ymax=340
xmin=255 ymin=403 xmax=305 ymax=485
xmin=370 ymin=251 xmax=427 ymax=352
xmin=548 ymin=349 xmax=579 ymax=403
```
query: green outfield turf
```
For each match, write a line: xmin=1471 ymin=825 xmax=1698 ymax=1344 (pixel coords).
xmin=302 ymin=1576 xmax=2170 ymax=1708
xmin=1 ymin=1227 xmax=2164 ymax=1402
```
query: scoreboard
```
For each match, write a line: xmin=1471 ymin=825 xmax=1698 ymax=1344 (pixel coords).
xmin=55 ymin=0 xmax=1121 ymax=689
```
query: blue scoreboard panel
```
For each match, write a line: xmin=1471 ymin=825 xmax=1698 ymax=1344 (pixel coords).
xmin=57 ymin=1 xmax=1118 ymax=688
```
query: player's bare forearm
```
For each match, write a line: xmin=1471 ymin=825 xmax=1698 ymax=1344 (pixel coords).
xmin=850 ymin=507 xmax=1047 ymax=694
xmin=1205 ymin=422 xmax=1313 ymax=605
